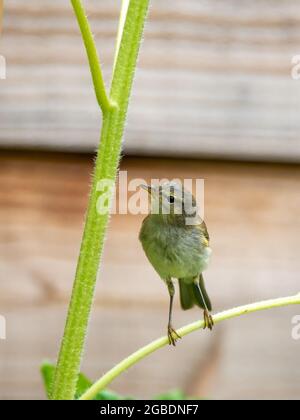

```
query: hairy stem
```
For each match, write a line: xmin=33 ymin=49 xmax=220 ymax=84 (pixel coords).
xmin=51 ymin=0 xmax=150 ymax=400
xmin=79 ymin=293 xmax=300 ymax=400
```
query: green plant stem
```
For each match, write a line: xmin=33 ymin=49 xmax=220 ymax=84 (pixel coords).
xmin=51 ymin=0 xmax=150 ymax=400
xmin=71 ymin=0 xmax=112 ymax=114
xmin=79 ymin=293 xmax=300 ymax=400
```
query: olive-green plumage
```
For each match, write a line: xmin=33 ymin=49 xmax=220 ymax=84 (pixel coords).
xmin=139 ymin=182 xmax=213 ymax=346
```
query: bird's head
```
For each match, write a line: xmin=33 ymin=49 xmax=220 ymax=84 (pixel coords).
xmin=141 ymin=181 xmax=198 ymax=226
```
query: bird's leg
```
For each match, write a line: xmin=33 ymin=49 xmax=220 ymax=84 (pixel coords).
xmin=203 ymin=309 xmax=214 ymax=331
xmin=166 ymin=278 xmax=181 ymax=346
xmin=195 ymin=279 xmax=214 ymax=331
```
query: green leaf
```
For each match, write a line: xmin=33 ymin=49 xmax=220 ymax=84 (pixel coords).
xmin=40 ymin=361 xmax=55 ymax=400
xmin=155 ymin=389 xmax=188 ymax=400
xmin=94 ymin=389 xmax=132 ymax=400
xmin=40 ymin=362 xmax=131 ymax=400
xmin=74 ymin=372 xmax=93 ymax=400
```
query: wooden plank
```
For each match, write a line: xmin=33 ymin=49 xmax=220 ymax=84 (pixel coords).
xmin=0 ymin=152 xmax=299 ymax=399
xmin=1 ymin=1 xmax=300 ymax=160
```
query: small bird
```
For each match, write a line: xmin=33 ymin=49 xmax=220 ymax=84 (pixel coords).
xmin=139 ymin=181 xmax=213 ymax=346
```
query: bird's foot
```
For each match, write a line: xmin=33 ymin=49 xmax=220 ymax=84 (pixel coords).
xmin=167 ymin=324 xmax=181 ymax=346
xmin=203 ymin=309 xmax=214 ymax=331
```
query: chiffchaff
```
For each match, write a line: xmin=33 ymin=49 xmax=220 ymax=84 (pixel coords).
xmin=139 ymin=181 xmax=213 ymax=346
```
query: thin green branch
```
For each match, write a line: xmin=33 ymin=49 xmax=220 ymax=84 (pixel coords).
xmin=51 ymin=0 xmax=150 ymax=400
xmin=79 ymin=293 xmax=300 ymax=400
xmin=71 ymin=0 xmax=112 ymax=114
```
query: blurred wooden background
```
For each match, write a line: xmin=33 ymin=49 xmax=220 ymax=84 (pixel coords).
xmin=0 ymin=152 xmax=299 ymax=400
xmin=1 ymin=0 xmax=300 ymax=161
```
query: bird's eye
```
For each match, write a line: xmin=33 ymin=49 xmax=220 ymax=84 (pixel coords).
xmin=168 ymin=195 xmax=175 ymax=204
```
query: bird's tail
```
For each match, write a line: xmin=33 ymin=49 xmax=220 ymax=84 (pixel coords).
xmin=179 ymin=274 xmax=212 ymax=311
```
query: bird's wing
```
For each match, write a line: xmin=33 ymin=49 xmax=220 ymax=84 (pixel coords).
xmin=197 ymin=219 xmax=210 ymax=246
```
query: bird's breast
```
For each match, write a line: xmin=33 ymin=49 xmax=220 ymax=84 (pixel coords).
xmin=139 ymin=217 xmax=211 ymax=280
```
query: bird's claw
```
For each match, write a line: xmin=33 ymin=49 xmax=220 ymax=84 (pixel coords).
xmin=203 ymin=309 xmax=214 ymax=331
xmin=167 ymin=325 xmax=181 ymax=346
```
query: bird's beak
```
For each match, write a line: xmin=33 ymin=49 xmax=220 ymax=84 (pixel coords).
xmin=140 ymin=184 xmax=152 ymax=195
